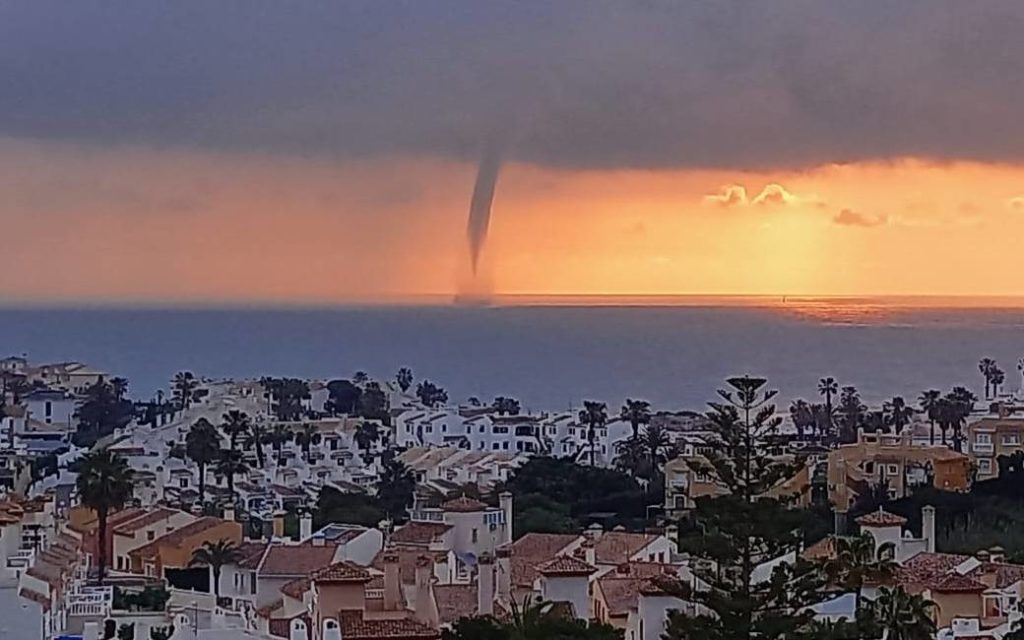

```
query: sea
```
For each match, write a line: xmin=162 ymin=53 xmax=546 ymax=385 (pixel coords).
xmin=1 ymin=295 xmax=1023 ymax=411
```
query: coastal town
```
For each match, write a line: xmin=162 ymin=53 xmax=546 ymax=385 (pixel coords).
xmin=2 ymin=356 xmax=1024 ymax=639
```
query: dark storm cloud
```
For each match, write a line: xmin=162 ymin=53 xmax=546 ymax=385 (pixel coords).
xmin=3 ymin=1 xmax=1024 ymax=170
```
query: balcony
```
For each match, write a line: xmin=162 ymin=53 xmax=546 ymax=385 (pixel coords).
xmin=973 ymin=442 xmax=994 ymax=454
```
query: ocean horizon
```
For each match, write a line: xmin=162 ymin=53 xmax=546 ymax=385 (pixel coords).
xmin=1 ymin=298 xmax=1022 ymax=411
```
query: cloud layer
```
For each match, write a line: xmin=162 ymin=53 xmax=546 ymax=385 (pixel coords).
xmin=3 ymin=2 xmax=1024 ymax=170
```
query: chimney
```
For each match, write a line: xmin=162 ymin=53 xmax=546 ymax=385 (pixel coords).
xmin=990 ymin=546 xmax=1006 ymax=563
xmin=322 ymin=618 xmax=342 ymax=640
xmin=290 ymin=618 xmax=309 ymax=640
xmin=273 ymin=511 xmax=286 ymax=539
xmin=586 ymin=522 xmax=604 ymax=540
xmin=414 ymin=555 xmax=440 ymax=628
xmin=582 ymin=538 xmax=596 ymax=567
xmin=224 ymin=505 xmax=235 ymax=523
xmin=383 ymin=551 xmax=402 ymax=611
xmin=921 ymin=505 xmax=936 ymax=553
xmin=499 ymin=491 xmax=514 ymax=545
xmin=477 ymin=552 xmax=495 ymax=616
xmin=496 ymin=545 xmax=512 ymax=605
xmin=977 ymin=550 xmax=991 ymax=563
xmin=300 ymin=512 xmax=313 ymax=541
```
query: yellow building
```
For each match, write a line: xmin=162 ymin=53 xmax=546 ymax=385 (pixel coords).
xmin=966 ymin=417 xmax=1024 ymax=480
xmin=828 ymin=430 xmax=971 ymax=513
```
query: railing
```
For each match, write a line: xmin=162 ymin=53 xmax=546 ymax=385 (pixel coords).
xmin=67 ymin=586 xmax=113 ymax=617
xmin=973 ymin=442 xmax=995 ymax=454
xmin=6 ymin=549 xmax=34 ymax=569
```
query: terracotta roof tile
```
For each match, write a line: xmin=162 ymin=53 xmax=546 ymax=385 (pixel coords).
xmin=260 ymin=543 xmax=338 ymax=577
xmin=337 ymin=611 xmax=440 ymax=640
xmin=596 ymin=577 xmax=641 ymax=617
xmin=931 ymin=573 xmax=988 ymax=592
xmin=510 ymin=533 xmax=579 ymax=587
xmin=537 ymin=556 xmax=596 ymax=576
xmin=113 ymin=508 xmax=181 ymax=535
xmin=391 ymin=522 xmax=453 ymax=546
xmin=236 ymin=542 xmax=268 ymax=570
xmin=856 ymin=509 xmax=907 ymax=527
xmin=281 ymin=577 xmax=311 ymax=600
xmin=19 ymin=587 xmax=50 ymax=611
xmin=433 ymin=584 xmax=478 ymax=624
xmin=372 ymin=548 xmax=435 ymax=585
xmin=802 ymin=536 xmax=837 ymax=561
xmin=441 ymin=496 xmax=489 ymax=513
xmin=895 ymin=552 xmax=970 ymax=587
xmin=593 ymin=532 xmax=658 ymax=565
xmin=128 ymin=517 xmax=225 ymax=559
xmin=310 ymin=561 xmax=372 ymax=583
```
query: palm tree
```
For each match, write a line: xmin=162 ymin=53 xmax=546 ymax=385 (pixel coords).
xmin=186 ymin=418 xmax=221 ymax=504
xmin=76 ymin=450 xmax=133 ymax=583
xmin=354 ymin=421 xmax=379 ymax=455
xmin=837 ymin=386 xmax=866 ymax=442
xmin=918 ymin=390 xmax=941 ymax=445
xmin=613 ymin=436 xmax=647 ymax=477
xmin=946 ymin=387 xmax=977 ymax=452
xmin=789 ymin=400 xmax=814 ymax=439
xmin=352 ymin=371 xmax=369 ymax=385
xmin=110 ymin=377 xmax=129 ymax=402
xmin=642 ymin=424 xmax=670 ymax=478
xmin=818 ymin=377 xmax=839 ymax=432
xmin=578 ymin=401 xmax=608 ymax=466
xmin=245 ymin=420 xmax=269 ymax=468
xmin=872 ymin=586 xmax=937 ymax=640
xmin=883 ymin=397 xmax=914 ymax=435
xmin=396 ymin=367 xmax=414 ymax=393
xmin=822 ymin=534 xmax=898 ymax=613
xmin=189 ymin=539 xmax=240 ymax=599
xmin=266 ymin=424 xmax=293 ymax=466
xmin=620 ymin=399 xmax=652 ymax=439
xmin=172 ymin=371 xmax=199 ymax=412
xmin=980 ymin=358 xmax=997 ymax=400
xmin=221 ymin=410 xmax=251 ymax=453
xmin=293 ymin=423 xmax=321 ymax=463
xmin=992 ymin=366 xmax=1006 ymax=398
xmin=492 ymin=396 xmax=521 ymax=416
xmin=215 ymin=449 xmax=248 ymax=506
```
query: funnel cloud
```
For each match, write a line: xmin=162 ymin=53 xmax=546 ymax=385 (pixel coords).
xmin=466 ymin=144 xmax=503 ymax=275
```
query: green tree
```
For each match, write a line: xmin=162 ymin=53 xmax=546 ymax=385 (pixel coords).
xmin=578 ymin=401 xmax=608 ymax=466
xmin=293 ymin=423 xmax=321 ymax=463
xmin=818 ymin=377 xmax=839 ymax=433
xmin=171 ymin=371 xmax=199 ymax=411
xmin=821 ymin=533 xmax=897 ymax=614
xmin=442 ymin=597 xmax=622 ymax=640
xmin=665 ymin=376 xmax=824 ymax=640
xmin=77 ymin=450 xmax=133 ymax=583
xmin=185 ymin=418 xmax=221 ymax=504
xmin=492 ymin=396 xmax=521 ymax=416
xmin=789 ymin=400 xmax=814 ymax=439
xmin=326 ymin=379 xmax=362 ymax=415
xmin=221 ymin=410 xmax=251 ymax=453
xmin=396 ymin=367 xmax=414 ymax=393
xmin=358 ymin=381 xmax=390 ymax=423
xmin=945 ymin=386 xmax=977 ymax=452
xmin=613 ymin=436 xmax=647 ymax=478
xmin=74 ymin=380 xmax=135 ymax=447
xmin=871 ymin=586 xmax=937 ymax=640
xmin=980 ymin=358 xmax=997 ymax=400
xmin=642 ymin=424 xmax=670 ymax=480
xmin=215 ymin=449 xmax=248 ymax=505
xmin=315 ymin=486 xmax=387 ymax=528
xmin=266 ymin=424 xmax=293 ymax=465
xmin=110 ymin=377 xmax=129 ymax=402
xmin=837 ymin=386 xmax=865 ymax=443
xmin=245 ymin=420 xmax=269 ymax=468
xmin=263 ymin=377 xmax=310 ymax=421
xmin=189 ymin=539 xmax=240 ymax=598
xmin=354 ymin=421 xmax=380 ymax=455
xmin=352 ymin=371 xmax=369 ymax=385
xmin=620 ymin=399 xmax=652 ymax=440
xmin=883 ymin=397 xmax=914 ymax=435
xmin=416 ymin=380 xmax=448 ymax=408
xmin=918 ymin=390 xmax=942 ymax=445
xmin=377 ymin=459 xmax=416 ymax=521
xmin=992 ymin=366 xmax=1006 ymax=399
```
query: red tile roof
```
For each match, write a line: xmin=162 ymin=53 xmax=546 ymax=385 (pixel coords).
xmin=856 ymin=509 xmax=908 ymax=527
xmin=441 ymin=496 xmax=489 ymax=513
xmin=337 ymin=611 xmax=440 ymax=640
xmin=895 ymin=552 xmax=970 ymax=588
xmin=510 ymin=533 xmax=579 ymax=587
xmin=113 ymin=508 xmax=181 ymax=535
xmin=596 ymin=577 xmax=642 ymax=617
xmin=281 ymin=577 xmax=311 ymax=600
xmin=391 ymin=522 xmax=453 ymax=546
xmin=638 ymin=573 xmax=686 ymax=597
xmin=309 ymin=561 xmax=372 ymax=583
xmin=260 ymin=543 xmax=338 ymax=577
xmin=537 ymin=556 xmax=596 ymax=577
xmin=128 ymin=517 xmax=226 ymax=559
xmin=593 ymin=532 xmax=659 ymax=565
xmin=930 ymin=573 xmax=988 ymax=593
xmin=19 ymin=587 xmax=50 ymax=611
xmin=372 ymin=548 xmax=436 ymax=585
xmin=236 ymin=542 xmax=268 ymax=570
xmin=434 ymin=584 xmax=478 ymax=624
xmin=268 ymin=614 xmax=311 ymax=639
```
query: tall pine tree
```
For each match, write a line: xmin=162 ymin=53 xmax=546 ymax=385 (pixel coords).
xmin=665 ymin=376 xmax=825 ymax=640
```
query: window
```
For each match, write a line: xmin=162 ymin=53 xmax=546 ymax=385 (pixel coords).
xmin=1003 ymin=433 xmax=1021 ymax=446
xmin=425 ymin=426 xmax=433 ymax=433
xmin=887 ymin=464 xmax=899 ymax=476
xmin=864 ymin=461 xmax=875 ymax=474
xmin=442 ymin=425 xmax=447 ymax=433
xmin=45 ymin=401 xmax=52 ymax=417
xmin=492 ymin=443 xmax=499 ymax=450
xmin=471 ymin=528 xmax=478 ymax=544
xmin=979 ymin=458 xmax=993 ymax=474
xmin=976 ymin=433 xmax=993 ymax=444
xmin=502 ymin=442 xmax=509 ymax=450
xmin=179 ymin=478 xmax=188 ymax=488
xmin=147 ymin=531 xmax=156 ymax=541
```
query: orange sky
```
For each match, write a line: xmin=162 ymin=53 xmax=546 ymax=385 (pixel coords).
xmin=2 ymin=137 xmax=1023 ymax=303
